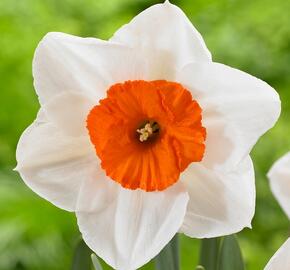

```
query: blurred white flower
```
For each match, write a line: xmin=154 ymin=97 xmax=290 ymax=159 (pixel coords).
xmin=265 ymin=152 xmax=290 ymax=269
xmin=264 ymin=238 xmax=290 ymax=270
xmin=16 ymin=1 xmax=280 ymax=269
xmin=268 ymin=152 xmax=290 ymax=218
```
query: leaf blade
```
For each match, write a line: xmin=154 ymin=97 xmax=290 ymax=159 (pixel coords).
xmin=91 ymin=254 xmax=103 ymax=270
xmin=199 ymin=238 xmax=221 ymax=270
xmin=218 ymin=235 xmax=245 ymax=270
xmin=155 ymin=234 xmax=180 ymax=270
xmin=71 ymin=239 xmax=92 ymax=270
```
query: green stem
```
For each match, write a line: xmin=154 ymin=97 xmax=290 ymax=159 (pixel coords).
xmin=198 ymin=235 xmax=245 ymax=270
xmin=155 ymin=234 xmax=180 ymax=270
xmin=199 ymin=238 xmax=221 ymax=270
xmin=71 ymin=239 xmax=92 ymax=270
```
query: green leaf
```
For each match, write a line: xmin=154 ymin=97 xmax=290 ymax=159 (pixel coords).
xmin=217 ymin=235 xmax=245 ymax=270
xmin=91 ymin=254 xmax=103 ymax=270
xmin=155 ymin=234 xmax=179 ymax=270
xmin=199 ymin=238 xmax=221 ymax=270
xmin=196 ymin=266 xmax=206 ymax=270
xmin=71 ymin=239 xmax=92 ymax=270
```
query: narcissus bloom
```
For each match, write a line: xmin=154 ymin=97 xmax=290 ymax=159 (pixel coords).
xmin=264 ymin=238 xmax=290 ymax=270
xmin=268 ymin=152 xmax=290 ymax=219
xmin=16 ymin=1 xmax=280 ymax=269
xmin=265 ymin=153 xmax=290 ymax=269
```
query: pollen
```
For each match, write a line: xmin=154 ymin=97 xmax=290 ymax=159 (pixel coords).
xmin=136 ymin=121 xmax=160 ymax=142
xmin=86 ymin=80 xmax=206 ymax=192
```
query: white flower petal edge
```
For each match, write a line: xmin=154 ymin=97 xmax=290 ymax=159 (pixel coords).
xmin=16 ymin=109 xmax=189 ymax=269
xmin=111 ymin=1 xmax=211 ymax=80
xmin=33 ymin=32 xmax=147 ymax=105
xmin=268 ymin=152 xmax=290 ymax=219
xmin=264 ymin=238 xmax=290 ymax=270
xmin=180 ymin=156 xmax=255 ymax=238
xmin=76 ymin=178 xmax=189 ymax=270
xmin=15 ymin=110 xmax=96 ymax=211
xmin=177 ymin=62 xmax=281 ymax=172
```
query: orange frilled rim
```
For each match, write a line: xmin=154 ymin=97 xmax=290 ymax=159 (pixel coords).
xmin=87 ymin=80 xmax=206 ymax=192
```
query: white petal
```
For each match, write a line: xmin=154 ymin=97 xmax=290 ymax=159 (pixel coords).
xmin=15 ymin=111 xmax=96 ymax=211
xmin=180 ymin=156 xmax=255 ymax=238
xmin=76 ymin=177 xmax=189 ymax=270
xmin=43 ymin=92 xmax=95 ymax=137
xmin=268 ymin=152 xmax=290 ymax=219
xmin=177 ymin=62 xmax=281 ymax=171
xmin=33 ymin=32 xmax=147 ymax=104
xmin=110 ymin=2 xmax=211 ymax=80
xmin=264 ymin=238 xmax=290 ymax=270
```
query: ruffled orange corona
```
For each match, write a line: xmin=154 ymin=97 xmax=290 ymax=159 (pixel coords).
xmin=87 ymin=80 xmax=206 ymax=191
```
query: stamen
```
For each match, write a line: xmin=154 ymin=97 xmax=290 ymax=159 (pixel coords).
xmin=87 ymin=80 xmax=206 ymax=191
xmin=136 ymin=121 xmax=160 ymax=142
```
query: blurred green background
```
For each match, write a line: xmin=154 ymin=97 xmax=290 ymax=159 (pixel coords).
xmin=1 ymin=0 xmax=290 ymax=269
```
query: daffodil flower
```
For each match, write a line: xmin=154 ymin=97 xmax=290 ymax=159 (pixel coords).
xmin=268 ymin=152 xmax=290 ymax=219
xmin=265 ymin=153 xmax=290 ymax=269
xmin=264 ymin=238 xmax=290 ymax=270
xmin=16 ymin=1 xmax=280 ymax=269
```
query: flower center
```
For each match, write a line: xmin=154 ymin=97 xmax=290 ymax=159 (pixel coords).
xmin=136 ymin=121 xmax=160 ymax=142
xmin=86 ymin=80 xmax=206 ymax=192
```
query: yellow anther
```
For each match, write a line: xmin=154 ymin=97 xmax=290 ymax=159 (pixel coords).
xmin=136 ymin=122 xmax=159 ymax=142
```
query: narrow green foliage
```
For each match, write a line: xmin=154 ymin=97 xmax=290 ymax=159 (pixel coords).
xmin=199 ymin=238 xmax=221 ymax=270
xmin=91 ymin=254 xmax=103 ymax=270
xmin=217 ymin=235 xmax=245 ymax=270
xmin=71 ymin=239 xmax=92 ymax=270
xmin=155 ymin=234 xmax=179 ymax=270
